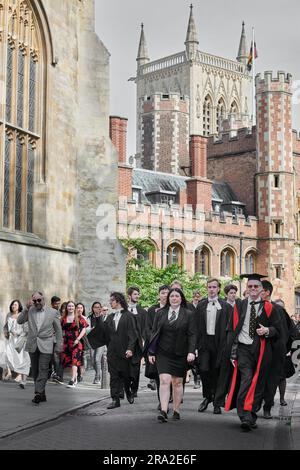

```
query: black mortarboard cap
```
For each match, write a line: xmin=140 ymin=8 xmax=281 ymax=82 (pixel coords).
xmin=240 ymin=273 xmax=268 ymax=281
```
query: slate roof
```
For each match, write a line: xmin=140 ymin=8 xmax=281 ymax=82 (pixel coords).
xmin=132 ymin=168 xmax=245 ymax=207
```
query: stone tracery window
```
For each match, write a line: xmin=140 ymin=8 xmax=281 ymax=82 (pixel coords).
xmin=216 ymin=98 xmax=226 ymax=134
xmin=203 ymin=95 xmax=212 ymax=136
xmin=0 ymin=0 xmax=43 ymax=233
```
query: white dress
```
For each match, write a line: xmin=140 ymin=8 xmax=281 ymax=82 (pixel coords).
xmin=5 ymin=316 xmax=30 ymax=375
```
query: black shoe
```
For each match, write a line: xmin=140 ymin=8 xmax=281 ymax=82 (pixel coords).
xmin=157 ymin=411 xmax=168 ymax=423
xmin=280 ymin=400 xmax=287 ymax=406
xmin=263 ymin=408 xmax=272 ymax=419
xmin=198 ymin=398 xmax=211 ymax=412
xmin=32 ymin=393 xmax=42 ymax=405
xmin=172 ymin=411 xmax=180 ymax=420
xmin=241 ymin=420 xmax=252 ymax=432
xmin=125 ymin=388 xmax=134 ymax=404
xmin=107 ymin=400 xmax=120 ymax=410
xmin=213 ymin=406 xmax=222 ymax=415
xmin=250 ymin=422 xmax=258 ymax=429
xmin=147 ymin=382 xmax=156 ymax=391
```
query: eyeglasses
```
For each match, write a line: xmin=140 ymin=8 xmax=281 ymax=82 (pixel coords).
xmin=33 ymin=299 xmax=43 ymax=303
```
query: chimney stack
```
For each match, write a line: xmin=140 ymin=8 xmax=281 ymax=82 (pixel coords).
xmin=110 ymin=116 xmax=128 ymax=164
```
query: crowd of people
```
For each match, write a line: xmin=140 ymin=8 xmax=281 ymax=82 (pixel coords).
xmin=1 ymin=275 xmax=300 ymax=431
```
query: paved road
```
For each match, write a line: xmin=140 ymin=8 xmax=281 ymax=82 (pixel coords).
xmin=0 ymin=384 xmax=293 ymax=451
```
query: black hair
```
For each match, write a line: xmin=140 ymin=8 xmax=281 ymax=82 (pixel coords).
xmin=76 ymin=303 xmax=86 ymax=317
xmin=9 ymin=299 xmax=23 ymax=313
xmin=224 ymin=284 xmax=238 ymax=296
xmin=110 ymin=292 xmax=128 ymax=311
xmin=91 ymin=301 xmax=102 ymax=313
xmin=166 ymin=288 xmax=187 ymax=308
xmin=51 ymin=296 xmax=61 ymax=304
xmin=262 ymin=280 xmax=273 ymax=296
xmin=127 ymin=286 xmax=140 ymax=296
xmin=159 ymin=285 xmax=170 ymax=293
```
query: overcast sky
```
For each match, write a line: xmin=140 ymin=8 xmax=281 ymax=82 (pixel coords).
xmin=95 ymin=0 xmax=300 ymax=157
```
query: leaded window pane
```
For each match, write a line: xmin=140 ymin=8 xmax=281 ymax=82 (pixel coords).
xmin=3 ymin=135 xmax=11 ymax=228
xmin=29 ymin=56 xmax=36 ymax=132
xmin=15 ymin=136 xmax=23 ymax=230
xmin=17 ymin=49 xmax=25 ymax=128
xmin=6 ymin=45 xmax=13 ymax=122
xmin=27 ymin=142 xmax=35 ymax=233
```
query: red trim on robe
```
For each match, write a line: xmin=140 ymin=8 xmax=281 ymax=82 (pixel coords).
xmin=233 ymin=304 xmax=239 ymax=330
xmin=225 ymin=365 xmax=238 ymax=411
xmin=244 ymin=338 xmax=266 ymax=411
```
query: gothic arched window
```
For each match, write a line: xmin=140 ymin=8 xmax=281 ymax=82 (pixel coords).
xmin=245 ymin=251 xmax=256 ymax=275
xmin=216 ymin=98 xmax=226 ymax=134
xmin=220 ymin=248 xmax=235 ymax=277
xmin=1 ymin=1 xmax=44 ymax=233
xmin=230 ymin=101 xmax=239 ymax=115
xmin=203 ymin=95 xmax=212 ymax=136
xmin=167 ymin=243 xmax=184 ymax=268
xmin=195 ymin=246 xmax=210 ymax=276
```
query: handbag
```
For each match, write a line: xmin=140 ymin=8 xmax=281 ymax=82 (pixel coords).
xmin=15 ymin=334 xmax=27 ymax=354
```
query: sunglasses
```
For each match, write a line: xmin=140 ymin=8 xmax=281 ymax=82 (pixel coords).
xmin=33 ymin=298 xmax=43 ymax=303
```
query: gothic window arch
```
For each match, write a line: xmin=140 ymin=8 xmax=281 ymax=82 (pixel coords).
xmin=203 ymin=95 xmax=212 ymax=136
xmin=220 ymin=248 xmax=235 ymax=277
xmin=230 ymin=101 xmax=239 ymax=115
xmin=167 ymin=243 xmax=184 ymax=269
xmin=195 ymin=246 xmax=210 ymax=276
xmin=216 ymin=98 xmax=226 ymax=134
xmin=0 ymin=0 xmax=45 ymax=233
xmin=245 ymin=251 xmax=256 ymax=274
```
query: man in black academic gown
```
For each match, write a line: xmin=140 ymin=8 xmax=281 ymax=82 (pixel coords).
xmin=224 ymin=274 xmax=282 ymax=431
xmin=127 ymin=286 xmax=147 ymax=397
xmin=196 ymin=278 xmax=232 ymax=415
xmin=88 ymin=292 xmax=139 ymax=410
xmin=261 ymin=280 xmax=300 ymax=419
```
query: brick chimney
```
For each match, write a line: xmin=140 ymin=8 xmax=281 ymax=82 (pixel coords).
xmin=190 ymin=135 xmax=207 ymax=178
xmin=186 ymin=135 xmax=212 ymax=212
xmin=110 ymin=116 xmax=128 ymax=163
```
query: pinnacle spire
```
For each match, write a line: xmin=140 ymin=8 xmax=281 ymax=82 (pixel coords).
xmin=185 ymin=4 xmax=199 ymax=46
xmin=185 ymin=4 xmax=199 ymax=60
xmin=137 ymin=23 xmax=150 ymax=68
xmin=237 ymin=21 xmax=248 ymax=63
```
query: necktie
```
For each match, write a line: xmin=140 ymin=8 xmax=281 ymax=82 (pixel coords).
xmin=249 ymin=301 xmax=257 ymax=339
xmin=169 ymin=311 xmax=177 ymax=324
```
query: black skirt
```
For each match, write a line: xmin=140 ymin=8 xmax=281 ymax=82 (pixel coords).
xmin=156 ymin=349 xmax=187 ymax=378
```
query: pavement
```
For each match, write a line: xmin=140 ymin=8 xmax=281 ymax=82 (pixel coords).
xmin=0 ymin=368 xmax=300 ymax=450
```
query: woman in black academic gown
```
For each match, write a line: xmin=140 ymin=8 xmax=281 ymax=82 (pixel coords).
xmin=148 ymin=288 xmax=197 ymax=422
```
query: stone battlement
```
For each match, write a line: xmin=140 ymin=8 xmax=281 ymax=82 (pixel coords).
xmin=256 ymin=71 xmax=293 ymax=91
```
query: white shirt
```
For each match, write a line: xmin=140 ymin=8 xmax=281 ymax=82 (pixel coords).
xmin=128 ymin=304 xmax=138 ymax=316
xmin=35 ymin=309 xmax=45 ymax=332
xmin=113 ymin=310 xmax=122 ymax=330
xmin=206 ymin=298 xmax=221 ymax=335
xmin=238 ymin=298 xmax=262 ymax=345
xmin=168 ymin=306 xmax=180 ymax=322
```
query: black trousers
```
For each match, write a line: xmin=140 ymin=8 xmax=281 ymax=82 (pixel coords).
xmin=130 ymin=361 xmax=141 ymax=394
xmin=30 ymin=349 xmax=53 ymax=396
xmin=108 ymin=353 xmax=131 ymax=400
xmin=199 ymin=336 xmax=220 ymax=402
xmin=237 ymin=343 xmax=260 ymax=423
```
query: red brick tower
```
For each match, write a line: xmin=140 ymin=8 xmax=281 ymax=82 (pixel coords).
xmin=256 ymin=71 xmax=295 ymax=312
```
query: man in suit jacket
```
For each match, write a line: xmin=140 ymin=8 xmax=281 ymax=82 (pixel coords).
xmin=196 ymin=278 xmax=232 ymax=415
xmin=127 ymin=287 xmax=147 ymax=397
xmin=88 ymin=292 xmax=139 ymax=410
xmin=17 ymin=292 xmax=63 ymax=404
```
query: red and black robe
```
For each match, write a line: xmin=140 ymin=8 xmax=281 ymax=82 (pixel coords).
xmin=224 ymin=299 xmax=281 ymax=413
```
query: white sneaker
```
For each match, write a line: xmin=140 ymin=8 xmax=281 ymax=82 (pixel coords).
xmin=67 ymin=380 xmax=76 ymax=388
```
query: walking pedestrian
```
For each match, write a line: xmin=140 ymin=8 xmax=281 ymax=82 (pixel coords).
xmin=148 ymin=288 xmax=197 ymax=422
xmin=196 ymin=278 xmax=232 ymax=415
xmin=49 ymin=296 xmax=64 ymax=385
xmin=87 ymin=292 xmax=139 ymax=410
xmin=224 ymin=274 xmax=282 ymax=431
xmin=4 ymin=300 xmax=30 ymax=389
xmin=61 ymin=301 xmax=88 ymax=388
xmin=87 ymin=302 xmax=107 ymax=385
xmin=17 ymin=292 xmax=63 ymax=404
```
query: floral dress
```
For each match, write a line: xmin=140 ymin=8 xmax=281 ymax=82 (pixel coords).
xmin=61 ymin=317 xmax=88 ymax=368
